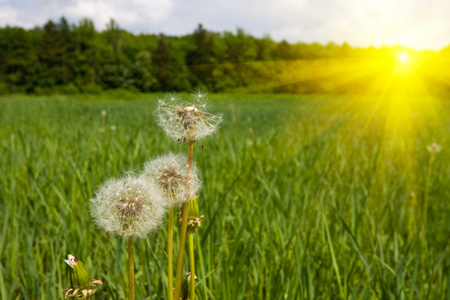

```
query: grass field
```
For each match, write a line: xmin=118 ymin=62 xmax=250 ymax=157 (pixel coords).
xmin=0 ymin=93 xmax=449 ymax=299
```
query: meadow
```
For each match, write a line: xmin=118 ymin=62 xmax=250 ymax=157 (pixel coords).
xmin=0 ymin=93 xmax=449 ymax=299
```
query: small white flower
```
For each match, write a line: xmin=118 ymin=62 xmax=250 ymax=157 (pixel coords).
xmin=101 ymin=110 xmax=107 ymax=116
xmin=141 ymin=153 xmax=201 ymax=206
xmin=90 ymin=175 xmax=166 ymax=238
xmin=156 ymin=91 xmax=222 ymax=143
xmin=427 ymin=143 xmax=442 ymax=154
xmin=110 ymin=125 xmax=117 ymax=131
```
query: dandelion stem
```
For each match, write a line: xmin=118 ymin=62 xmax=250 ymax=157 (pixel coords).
xmin=174 ymin=141 xmax=194 ymax=300
xmin=168 ymin=207 xmax=174 ymax=300
xmin=128 ymin=237 xmax=135 ymax=300
xmin=189 ymin=232 xmax=196 ymax=300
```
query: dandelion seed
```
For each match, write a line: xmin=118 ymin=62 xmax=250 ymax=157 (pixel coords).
xmin=141 ymin=153 xmax=200 ymax=206
xmin=427 ymin=143 xmax=442 ymax=153
xmin=90 ymin=175 xmax=166 ymax=238
xmin=156 ymin=91 xmax=222 ymax=143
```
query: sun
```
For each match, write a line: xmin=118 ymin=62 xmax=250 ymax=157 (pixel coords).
xmin=399 ymin=53 xmax=408 ymax=62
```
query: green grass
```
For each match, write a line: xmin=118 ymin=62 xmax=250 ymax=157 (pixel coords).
xmin=0 ymin=93 xmax=449 ymax=299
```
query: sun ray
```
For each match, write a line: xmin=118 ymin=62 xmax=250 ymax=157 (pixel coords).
xmin=209 ymin=46 xmax=449 ymax=214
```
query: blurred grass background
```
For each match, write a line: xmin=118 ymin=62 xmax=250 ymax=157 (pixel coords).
xmin=0 ymin=93 xmax=449 ymax=299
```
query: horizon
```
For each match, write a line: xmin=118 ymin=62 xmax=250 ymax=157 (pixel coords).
xmin=1 ymin=0 xmax=450 ymax=51
xmin=0 ymin=17 xmax=448 ymax=53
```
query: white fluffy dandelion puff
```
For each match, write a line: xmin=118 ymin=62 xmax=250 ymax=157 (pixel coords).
xmin=141 ymin=153 xmax=201 ymax=206
xmin=427 ymin=143 xmax=442 ymax=154
xmin=90 ymin=175 xmax=167 ymax=239
xmin=156 ymin=91 xmax=222 ymax=143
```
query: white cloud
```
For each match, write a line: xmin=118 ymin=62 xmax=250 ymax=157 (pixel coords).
xmin=264 ymin=0 xmax=450 ymax=49
xmin=0 ymin=4 xmax=20 ymax=26
xmin=63 ymin=0 xmax=173 ymax=32
xmin=0 ymin=0 xmax=173 ymax=32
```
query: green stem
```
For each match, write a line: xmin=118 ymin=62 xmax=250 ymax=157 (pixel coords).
xmin=128 ymin=238 xmax=135 ymax=300
xmin=195 ymin=233 xmax=207 ymax=299
xmin=174 ymin=141 xmax=194 ymax=300
xmin=168 ymin=207 xmax=174 ymax=300
xmin=189 ymin=232 xmax=195 ymax=300
xmin=423 ymin=154 xmax=435 ymax=245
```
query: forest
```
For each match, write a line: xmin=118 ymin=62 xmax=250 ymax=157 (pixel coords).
xmin=1 ymin=17 xmax=450 ymax=95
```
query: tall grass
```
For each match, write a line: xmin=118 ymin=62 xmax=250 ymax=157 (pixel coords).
xmin=0 ymin=93 xmax=449 ymax=299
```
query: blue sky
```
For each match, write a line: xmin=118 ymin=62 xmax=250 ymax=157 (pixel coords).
xmin=1 ymin=0 xmax=449 ymax=50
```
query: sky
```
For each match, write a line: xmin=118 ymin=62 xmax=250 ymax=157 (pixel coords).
xmin=1 ymin=0 xmax=449 ymax=50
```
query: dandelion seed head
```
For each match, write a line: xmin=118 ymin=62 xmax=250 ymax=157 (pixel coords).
xmin=141 ymin=153 xmax=201 ymax=206
xmin=90 ymin=175 xmax=166 ymax=238
xmin=101 ymin=110 xmax=107 ymax=116
xmin=427 ymin=143 xmax=442 ymax=153
xmin=159 ymin=169 xmax=183 ymax=191
xmin=156 ymin=91 xmax=222 ymax=143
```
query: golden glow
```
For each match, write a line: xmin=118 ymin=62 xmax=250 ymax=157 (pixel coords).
xmin=228 ymin=46 xmax=445 ymax=103
xmin=399 ymin=53 xmax=408 ymax=62
xmin=390 ymin=50 xmax=419 ymax=77
xmin=226 ymin=46 xmax=446 ymax=219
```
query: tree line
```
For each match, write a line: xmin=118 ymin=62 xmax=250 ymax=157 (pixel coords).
xmin=1 ymin=17 xmax=449 ymax=95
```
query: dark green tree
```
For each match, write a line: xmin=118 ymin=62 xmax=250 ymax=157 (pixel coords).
xmin=104 ymin=18 xmax=121 ymax=62
xmin=1 ymin=27 xmax=36 ymax=92
xmin=36 ymin=18 xmax=74 ymax=88
xmin=133 ymin=50 xmax=156 ymax=91
xmin=186 ymin=24 xmax=215 ymax=89
xmin=72 ymin=18 xmax=101 ymax=89
xmin=57 ymin=17 xmax=75 ymax=85
xmin=276 ymin=40 xmax=294 ymax=60
xmin=151 ymin=37 xmax=172 ymax=91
